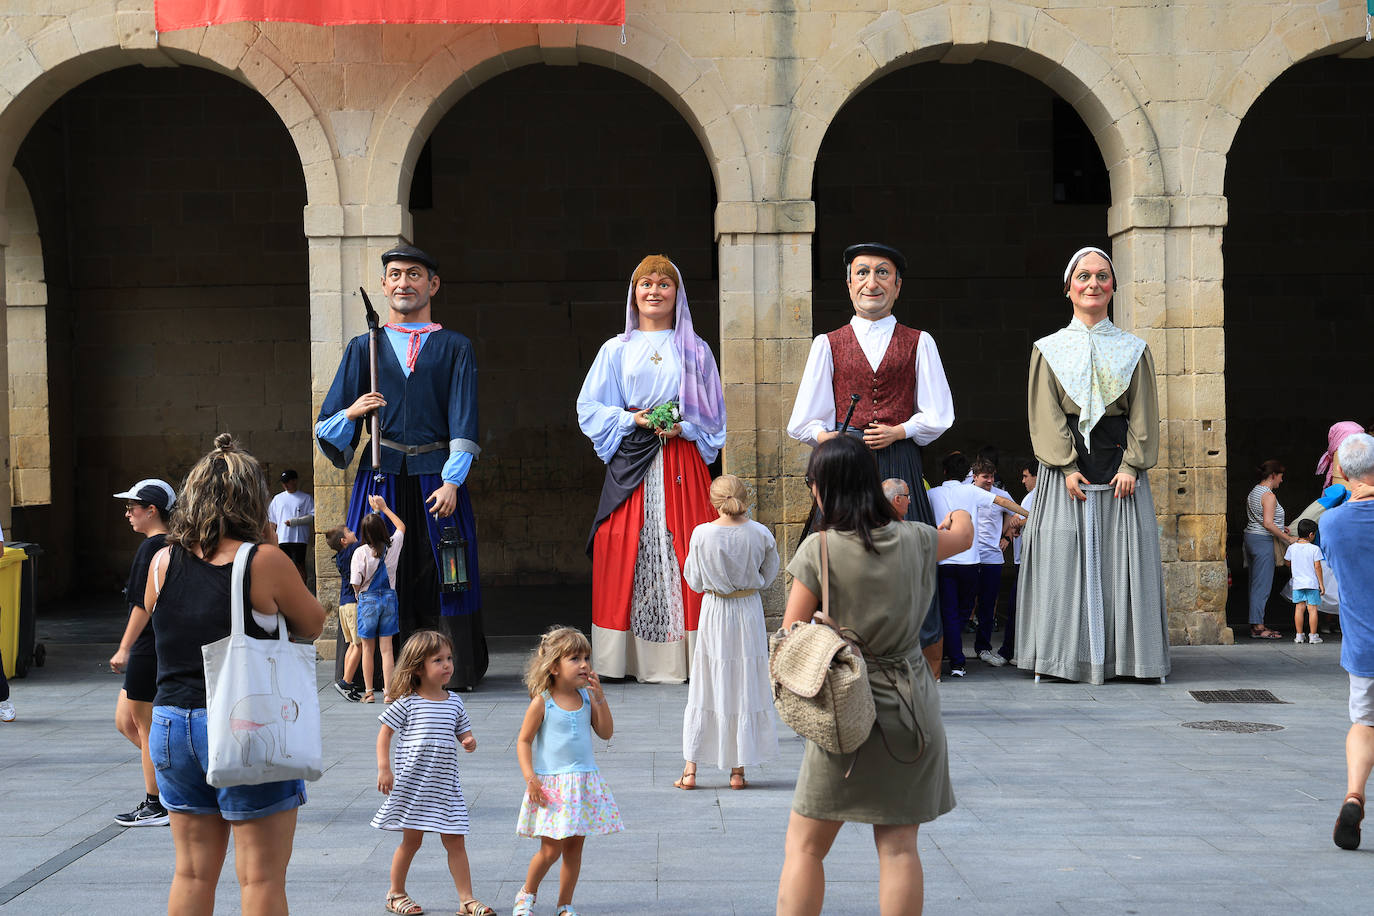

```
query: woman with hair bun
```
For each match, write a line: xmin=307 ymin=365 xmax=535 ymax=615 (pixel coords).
xmin=1243 ymin=459 xmax=1293 ymax=638
xmin=144 ymin=433 xmax=326 ymax=913
xmin=577 ymin=255 xmax=726 ymax=684
xmin=675 ymin=474 xmax=780 ymax=790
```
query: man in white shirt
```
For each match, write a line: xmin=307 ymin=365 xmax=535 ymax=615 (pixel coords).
xmin=970 ymin=458 xmax=1019 ymax=668
xmin=268 ymin=469 xmax=314 ymax=580
xmin=788 ymin=242 xmax=955 ymax=657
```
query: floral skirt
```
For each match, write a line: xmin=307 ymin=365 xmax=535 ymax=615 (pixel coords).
xmin=516 ymin=770 xmax=624 ymax=839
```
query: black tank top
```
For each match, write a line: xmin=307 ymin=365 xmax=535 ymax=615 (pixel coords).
xmin=152 ymin=543 xmax=274 ymax=708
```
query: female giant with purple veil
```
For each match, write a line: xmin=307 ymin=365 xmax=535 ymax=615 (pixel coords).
xmin=577 ymin=255 xmax=726 ymax=683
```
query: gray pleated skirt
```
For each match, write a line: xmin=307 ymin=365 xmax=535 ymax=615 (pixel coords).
xmin=1013 ymin=466 xmax=1170 ymax=685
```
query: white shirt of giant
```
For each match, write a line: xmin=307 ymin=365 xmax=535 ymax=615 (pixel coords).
xmin=786 ymin=315 xmax=954 ymax=447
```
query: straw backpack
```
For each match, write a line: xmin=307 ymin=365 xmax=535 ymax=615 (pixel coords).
xmin=768 ymin=531 xmax=876 ymax=755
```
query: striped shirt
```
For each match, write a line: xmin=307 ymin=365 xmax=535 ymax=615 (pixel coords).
xmin=371 ymin=692 xmax=473 ymax=834
xmin=1245 ymin=484 xmax=1285 ymax=536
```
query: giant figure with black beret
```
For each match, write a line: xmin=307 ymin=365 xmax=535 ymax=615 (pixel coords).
xmin=787 ymin=243 xmax=954 ymax=671
xmin=315 ymin=245 xmax=487 ymax=689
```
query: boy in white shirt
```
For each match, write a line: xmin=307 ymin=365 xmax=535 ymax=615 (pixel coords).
xmin=928 ymin=453 xmax=1027 ymax=677
xmin=970 ymin=458 xmax=1019 ymax=668
xmin=1286 ymin=518 xmax=1326 ymax=644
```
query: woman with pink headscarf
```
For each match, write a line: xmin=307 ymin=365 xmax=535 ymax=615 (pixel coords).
xmin=1318 ymin=422 xmax=1366 ymax=493
xmin=577 ymin=255 xmax=726 ymax=684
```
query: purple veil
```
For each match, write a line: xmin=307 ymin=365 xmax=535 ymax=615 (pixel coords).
xmin=620 ymin=261 xmax=726 ymax=438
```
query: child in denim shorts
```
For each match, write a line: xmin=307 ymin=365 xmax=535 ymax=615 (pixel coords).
xmin=352 ymin=495 xmax=406 ymax=703
xmin=1286 ymin=519 xmax=1326 ymax=644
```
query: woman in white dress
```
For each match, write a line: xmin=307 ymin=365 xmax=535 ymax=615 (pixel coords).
xmin=577 ymin=255 xmax=727 ymax=684
xmin=677 ymin=475 xmax=780 ymax=790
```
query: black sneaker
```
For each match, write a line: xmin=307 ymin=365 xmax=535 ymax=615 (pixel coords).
xmin=332 ymin=680 xmax=357 ymax=701
xmin=114 ymin=799 xmax=170 ymax=827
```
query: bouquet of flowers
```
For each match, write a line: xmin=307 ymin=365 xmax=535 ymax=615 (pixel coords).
xmin=645 ymin=401 xmax=681 ymax=431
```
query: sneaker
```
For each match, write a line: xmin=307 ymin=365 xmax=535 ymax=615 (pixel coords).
xmin=1309 ymin=634 xmax=1324 ymax=644
xmin=1295 ymin=633 xmax=1306 ymax=644
xmin=512 ymin=889 xmax=537 ymax=916
xmin=0 ymin=699 xmax=13 ymax=722
xmin=114 ymin=799 xmax=170 ymax=827
xmin=949 ymin=666 xmax=967 ymax=678
xmin=332 ymin=680 xmax=360 ymax=702
xmin=978 ymin=649 xmax=1007 ymax=667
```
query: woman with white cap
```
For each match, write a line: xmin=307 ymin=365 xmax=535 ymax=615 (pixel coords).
xmin=1014 ymin=247 xmax=1170 ymax=685
xmin=109 ymin=477 xmax=177 ymax=826
xmin=577 ymin=254 xmax=726 ymax=684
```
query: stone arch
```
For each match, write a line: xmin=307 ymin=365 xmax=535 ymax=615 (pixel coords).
xmin=4 ymin=168 xmax=50 ymax=510
xmin=1196 ymin=5 xmax=1373 ymax=197
xmin=0 ymin=14 xmax=341 ymax=211
xmin=781 ymin=3 xmax=1165 ymax=210
xmin=364 ymin=18 xmax=752 ymax=212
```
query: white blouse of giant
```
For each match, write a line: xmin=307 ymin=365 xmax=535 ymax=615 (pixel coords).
xmin=576 ymin=328 xmax=725 ymax=465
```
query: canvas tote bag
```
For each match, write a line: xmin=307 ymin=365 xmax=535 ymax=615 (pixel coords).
xmin=203 ymin=542 xmax=323 ymax=787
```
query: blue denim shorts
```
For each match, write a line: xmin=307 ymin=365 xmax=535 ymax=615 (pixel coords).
xmin=357 ymin=588 xmax=400 ymax=640
xmin=1293 ymin=588 xmax=1322 ymax=605
xmin=150 ymin=706 xmax=306 ymax=820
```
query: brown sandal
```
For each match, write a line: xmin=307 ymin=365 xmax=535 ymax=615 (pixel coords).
xmin=386 ymin=891 xmax=423 ymax=915
xmin=729 ymin=767 xmax=748 ymax=790
xmin=362 ymin=690 xmax=376 ymax=704
xmin=673 ymin=765 xmax=697 ymax=790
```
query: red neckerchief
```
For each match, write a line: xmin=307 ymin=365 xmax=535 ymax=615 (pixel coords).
xmin=384 ymin=323 xmax=442 ymax=372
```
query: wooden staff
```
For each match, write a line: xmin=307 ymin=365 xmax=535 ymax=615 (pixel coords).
xmin=360 ymin=288 xmax=384 ymax=482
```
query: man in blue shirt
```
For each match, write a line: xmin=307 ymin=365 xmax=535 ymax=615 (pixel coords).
xmin=315 ymin=245 xmax=486 ymax=688
xmin=1320 ymin=432 xmax=1374 ymax=849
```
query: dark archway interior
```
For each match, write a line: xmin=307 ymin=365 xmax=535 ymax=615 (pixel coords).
xmin=1223 ymin=56 xmax=1374 ymax=628
xmin=13 ymin=66 xmax=309 ymax=599
xmin=812 ymin=61 xmax=1110 ymax=490
xmin=412 ymin=63 xmax=717 ymax=599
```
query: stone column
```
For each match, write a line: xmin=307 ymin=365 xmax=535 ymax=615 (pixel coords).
xmin=306 ymin=202 xmax=415 ymax=657
xmin=715 ymin=200 xmax=815 ymax=623
xmin=1110 ymin=197 xmax=1232 ymax=646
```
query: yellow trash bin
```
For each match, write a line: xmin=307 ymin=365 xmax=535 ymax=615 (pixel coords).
xmin=0 ymin=546 xmax=28 ymax=678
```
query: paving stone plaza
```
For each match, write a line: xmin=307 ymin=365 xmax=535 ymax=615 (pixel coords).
xmin=2 ymin=605 xmax=1372 ymax=914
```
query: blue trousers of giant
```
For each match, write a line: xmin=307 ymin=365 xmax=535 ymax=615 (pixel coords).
xmin=337 ymin=468 xmax=487 ymax=690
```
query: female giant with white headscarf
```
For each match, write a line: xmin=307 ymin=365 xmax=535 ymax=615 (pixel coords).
xmin=1014 ymin=246 xmax=1170 ymax=685
xmin=577 ymin=255 xmax=726 ymax=684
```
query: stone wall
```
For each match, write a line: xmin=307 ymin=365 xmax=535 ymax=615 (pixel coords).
xmin=5 ymin=169 xmax=49 ymax=511
xmin=0 ymin=2 xmax=1370 ymax=641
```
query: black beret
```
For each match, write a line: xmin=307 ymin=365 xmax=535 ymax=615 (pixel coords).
xmin=381 ymin=244 xmax=438 ymax=274
xmin=843 ymin=243 xmax=906 ymax=277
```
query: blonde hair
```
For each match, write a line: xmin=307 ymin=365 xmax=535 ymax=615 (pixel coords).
xmin=388 ymin=629 xmax=453 ymax=700
xmin=709 ymin=474 xmax=749 ymax=517
xmin=168 ymin=433 xmax=270 ymax=556
xmin=523 ymin=626 xmax=592 ymax=698
xmin=630 ymin=254 xmax=681 ymax=291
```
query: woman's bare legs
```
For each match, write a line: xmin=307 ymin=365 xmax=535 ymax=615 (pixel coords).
xmin=776 ymin=811 xmax=842 ymax=916
xmin=115 ymin=691 xmax=158 ymax=795
xmin=167 ymin=811 xmax=230 ymax=915
xmin=873 ymin=823 xmax=924 ymax=915
xmin=231 ymin=807 xmax=298 ymax=916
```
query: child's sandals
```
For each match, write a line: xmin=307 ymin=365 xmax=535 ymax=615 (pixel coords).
xmin=385 ymin=891 xmax=423 ymax=915
xmin=511 ymin=889 xmax=536 ymax=916
xmin=457 ymin=900 xmax=495 ymax=916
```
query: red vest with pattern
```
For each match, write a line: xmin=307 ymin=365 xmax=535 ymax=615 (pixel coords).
xmin=827 ymin=323 xmax=922 ymax=429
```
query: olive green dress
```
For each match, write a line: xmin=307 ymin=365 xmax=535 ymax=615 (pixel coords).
xmin=786 ymin=522 xmax=955 ymax=825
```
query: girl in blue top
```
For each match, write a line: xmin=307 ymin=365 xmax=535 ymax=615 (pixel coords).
xmin=513 ymin=627 xmax=623 ymax=916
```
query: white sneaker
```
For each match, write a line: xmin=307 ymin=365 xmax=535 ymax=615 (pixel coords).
xmin=978 ymin=649 xmax=1007 ymax=667
xmin=1309 ymin=634 xmax=1324 ymax=644
xmin=1295 ymin=633 xmax=1306 ymax=644
xmin=0 ymin=699 xmax=13 ymax=722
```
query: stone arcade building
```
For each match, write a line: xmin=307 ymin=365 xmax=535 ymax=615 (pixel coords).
xmin=1 ymin=2 xmax=1371 ymax=647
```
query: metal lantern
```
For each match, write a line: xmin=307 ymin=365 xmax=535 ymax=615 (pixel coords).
xmin=438 ymin=526 xmax=469 ymax=593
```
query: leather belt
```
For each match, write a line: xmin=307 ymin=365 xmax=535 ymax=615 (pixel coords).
xmin=707 ymin=588 xmax=758 ymax=599
xmin=379 ymin=438 xmax=446 ymax=457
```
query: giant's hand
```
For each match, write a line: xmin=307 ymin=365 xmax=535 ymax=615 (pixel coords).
xmin=426 ymin=482 xmax=458 ymax=519
xmin=816 ymin=429 xmax=841 ymax=444
xmin=1111 ymin=472 xmax=1137 ymax=499
xmin=345 ymin=391 xmax=386 ymax=421
xmin=1063 ymin=471 xmax=1088 ymax=502
xmin=862 ymin=423 xmax=905 ymax=451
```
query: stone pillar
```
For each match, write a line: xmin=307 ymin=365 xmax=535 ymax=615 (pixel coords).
xmin=1109 ymin=197 xmax=1233 ymax=646
xmin=306 ymin=201 xmax=415 ymax=658
xmin=715 ymin=200 xmax=815 ymax=623
xmin=4 ymin=169 xmax=48 ymax=509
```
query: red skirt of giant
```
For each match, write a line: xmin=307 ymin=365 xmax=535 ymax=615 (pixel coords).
xmin=591 ymin=436 xmax=713 ymax=684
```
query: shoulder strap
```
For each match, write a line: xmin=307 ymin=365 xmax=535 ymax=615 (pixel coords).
xmin=228 ymin=542 xmax=254 ymax=638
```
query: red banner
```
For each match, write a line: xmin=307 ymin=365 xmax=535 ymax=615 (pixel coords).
xmin=155 ymin=0 xmax=624 ymax=30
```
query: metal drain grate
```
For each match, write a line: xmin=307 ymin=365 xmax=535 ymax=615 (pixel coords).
xmin=1182 ymin=720 xmax=1284 ymax=733
xmin=1189 ymin=689 xmax=1286 ymax=704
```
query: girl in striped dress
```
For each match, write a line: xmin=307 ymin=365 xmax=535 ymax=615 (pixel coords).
xmin=513 ymin=627 xmax=623 ymax=916
xmin=373 ymin=630 xmax=494 ymax=916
